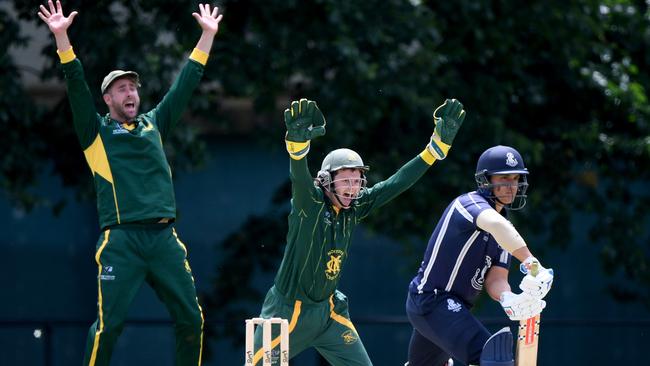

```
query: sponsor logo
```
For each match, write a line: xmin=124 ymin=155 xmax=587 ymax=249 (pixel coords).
xmin=341 ymin=330 xmax=358 ymax=344
xmin=325 ymin=249 xmax=344 ymax=280
xmin=446 ymin=299 xmax=462 ymax=313
xmin=323 ymin=211 xmax=332 ymax=226
xmin=505 ymin=152 xmax=518 ymax=167
xmin=112 ymin=125 xmax=130 ymax=134
xmin=100 ymin=265 xmax=115 ymax=280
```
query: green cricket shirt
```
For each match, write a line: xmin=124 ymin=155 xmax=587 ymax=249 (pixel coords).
xmin=274 ymin=153 xmax=433 ymax=303
xmin=61 ymin=57 xmax=204 ymax=229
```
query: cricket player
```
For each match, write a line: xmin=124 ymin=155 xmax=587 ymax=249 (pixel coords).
xmin=247 ymin=98 xmax=465 ymax=365
xmin=405 ymin=145 xmax=555 ymax=366
xmin=38 ymin=1 xmax=223 ymax=365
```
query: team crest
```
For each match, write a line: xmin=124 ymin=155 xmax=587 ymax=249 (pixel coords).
xmin=325 ymin=249 xmax=345 ymax=280
xmin=505 ymin=152 xmax=518 ymax=167
xmin=471 ymin=256 xmax=492 ymax=291
xmin=446 ymin=299 xmax=462 ymax=313
xmin=341 ymin=330 xmax=358 ymax=344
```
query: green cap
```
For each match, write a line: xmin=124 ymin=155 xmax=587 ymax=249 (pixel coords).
xmin=101 ymin=70 xmax=140 ymax=94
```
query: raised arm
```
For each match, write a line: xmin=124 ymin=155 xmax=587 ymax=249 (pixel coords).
xmin=152 ymin=4 xmax=224 ymax=139
xmin=192 ymin=4 xmax=223 ymax=54
xmin=357 ymin=99 xmax=466 ymax=217
xmin=38 ymin=0 xmax=99 ymax=148
xmin=284 ymin=99 xmax=327 ymax=205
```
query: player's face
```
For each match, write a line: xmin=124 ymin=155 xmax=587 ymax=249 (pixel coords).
xmin=331 ymin=169 xmax=364 ymax=208
xmin=490 ymin=174 xmax=520 ymax=204
xmin=104 ymin=78 xmax=140 ymax=121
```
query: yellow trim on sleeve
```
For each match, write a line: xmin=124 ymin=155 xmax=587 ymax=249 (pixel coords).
xmin=57 ymin=47 xmax=76 ymax=64
xmin=285 ymin=140 xmax=309 ymax=153
xmin=189 ymin=48 xmax=209 ymax=65
xmin=285 ymin=140 xmax=310 ymax=160
xmin=420 ymin=148 xmax=437 ymax=165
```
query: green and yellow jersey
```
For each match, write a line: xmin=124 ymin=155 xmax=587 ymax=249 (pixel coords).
xmin=274 ymin=151 xmax=436 ymax=303
xmin=60 ymin=50 xmax=206 ymax=229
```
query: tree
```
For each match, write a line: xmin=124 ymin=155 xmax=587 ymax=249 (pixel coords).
xmin=200 ymin=0 xmax=650 ymax=350
xmin=4 ymin=0 xmax=649 ymax=357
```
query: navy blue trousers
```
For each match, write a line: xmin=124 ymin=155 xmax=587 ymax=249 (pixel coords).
xmin=406 ymin=290 xmax=491 ymax=366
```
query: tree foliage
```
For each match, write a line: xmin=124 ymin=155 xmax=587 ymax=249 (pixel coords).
xmin=3 ymin=0 xmax=650 ymax=354
xmin=202 ymin=0 xmax=650 ymax=343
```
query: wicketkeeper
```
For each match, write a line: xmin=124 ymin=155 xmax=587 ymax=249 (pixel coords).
xmin=405 ymin=145 xmax=555 ymax=366
xmin=248 ymin=98 xmax=466 ymax=365
xmin=38 ymin=1 xmax=223 ymax=365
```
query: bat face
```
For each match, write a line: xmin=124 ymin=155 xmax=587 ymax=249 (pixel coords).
xmin=515 ymin=312 xmax=540 ymax=366
xmin=516 ymin=262 xmax=541 ymax=366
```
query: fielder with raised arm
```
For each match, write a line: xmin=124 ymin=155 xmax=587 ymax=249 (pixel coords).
xmin=37 ymin=1 xmax=223 ymax=365
xmin=247 ymin=98 xmax=465 ymax=365
xmin=405 ymin=145 xmax=555 ymax=366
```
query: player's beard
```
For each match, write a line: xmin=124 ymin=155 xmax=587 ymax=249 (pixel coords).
xmin=115 ymin=100 xmax=139 ymax=121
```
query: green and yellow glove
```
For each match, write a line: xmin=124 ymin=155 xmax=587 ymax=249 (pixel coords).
xmin=422 ymin=99 xmax=466 ymax=164
xmin=284 ymin=98 xmax=326 ymax=160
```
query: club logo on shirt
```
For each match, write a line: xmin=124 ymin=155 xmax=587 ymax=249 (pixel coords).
xmin=341 ymin=329 xmax=358 ymax=344
xmin=100 ymin=265 xmax=115 ymax=280
xmin=471 ymin=256 xmax=493 ymax=291
xmin=446 ymin=299 xmax=462 ymax=313
xmin=325 ymin=249 xmax=344 ymax=280
xmin=112 ymin=124 xmax=130 ymax=134
xmin=505 ymin=152 xmax=518 ymax=167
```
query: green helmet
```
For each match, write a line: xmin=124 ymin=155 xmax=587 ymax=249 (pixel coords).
xmin=320 ymin=148 xmax=369 ymax=174
xmin=317 ymin=148 xmax=369 ymax=188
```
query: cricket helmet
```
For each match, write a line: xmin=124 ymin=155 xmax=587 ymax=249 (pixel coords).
xmin=475 ymin=145 xmax=529 ymax=210
xmin=316 ymin=148 xmax=369 ymax=204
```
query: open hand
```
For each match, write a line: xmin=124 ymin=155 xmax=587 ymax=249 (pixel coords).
xmin=37 ymin=0 xmax=77 ymax=35
xmin=192 ymin=4 xmax=223 ymax=35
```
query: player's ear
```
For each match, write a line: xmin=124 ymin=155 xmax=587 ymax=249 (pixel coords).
xmin=102 ymin=93 xmax=111 ymax=105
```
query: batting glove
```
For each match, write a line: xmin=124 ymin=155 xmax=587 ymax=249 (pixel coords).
xmin=284 ymin=98 xmax=326 ymax=160
xmin=499 ymin=291 xmax=546 ymax=321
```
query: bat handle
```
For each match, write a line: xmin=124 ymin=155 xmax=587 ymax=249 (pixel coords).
xmin=520 ymin=260 xmax=540 ymax=277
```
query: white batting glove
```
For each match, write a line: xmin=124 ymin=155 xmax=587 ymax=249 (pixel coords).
xmin=519 ymin=267 xmax=554 ymax=299
xmin=499 ymin=291 xmax=546 ymax=321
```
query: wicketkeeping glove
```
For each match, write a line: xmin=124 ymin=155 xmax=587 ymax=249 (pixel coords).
xmin=284 ymin=98 xmax=326 ymax=160
xmin=499 ymin=291 xmax=546 ymax=321
xmin=425 ymin=99 xmax=466 ymax=160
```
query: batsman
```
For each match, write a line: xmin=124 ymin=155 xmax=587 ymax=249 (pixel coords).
xmin=38 ymin=1 xmax=223 ymax=365
xmin=405 ymin=145 xmax=555 ymax=366
xmin=248 ymin=98 xmax=466 ymax=365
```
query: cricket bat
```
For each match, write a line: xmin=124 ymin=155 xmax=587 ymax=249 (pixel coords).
xmin=515 ymin=262 xmax=541 ymax=366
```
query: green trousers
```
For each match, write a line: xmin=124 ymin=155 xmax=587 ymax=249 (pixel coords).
xmin=249 ymin=286 xmax=372 ymax=366
xmin=83 ymin=223 xmax=204 ymax=366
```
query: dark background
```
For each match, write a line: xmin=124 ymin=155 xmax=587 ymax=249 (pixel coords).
xmin=1 ymin=0 xmax=649 ymax=365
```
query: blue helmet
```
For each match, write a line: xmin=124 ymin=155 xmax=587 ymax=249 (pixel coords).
xmin=475 ymin=145 xmax=529 ymax=210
